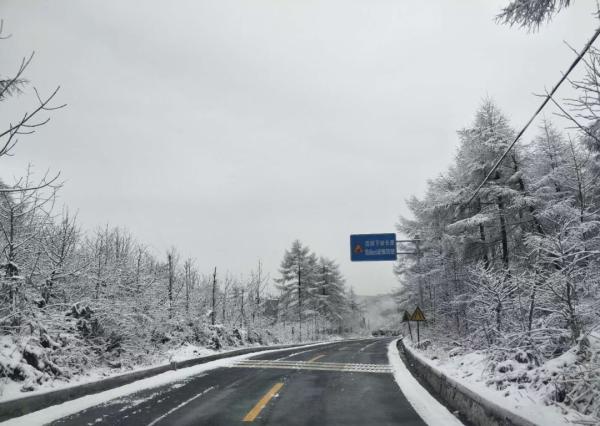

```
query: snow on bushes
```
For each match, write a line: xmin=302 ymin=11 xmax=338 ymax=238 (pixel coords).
xmin=0 ymin=300 xmax=279 ymax=399
xmin=407 ymin=329 xmax=600 ymax=422
xmin=394 ymin=94 xmax=600 ymax=421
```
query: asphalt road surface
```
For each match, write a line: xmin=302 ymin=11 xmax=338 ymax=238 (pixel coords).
xmin=50 ymin=338 xmax=427 ymax=426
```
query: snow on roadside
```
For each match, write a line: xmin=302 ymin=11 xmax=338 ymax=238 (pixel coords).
xmin=0 ymin=329 xmax=348 ymax=405
xmin=387 ymin=339 xmax=464 ymax=426
xmin=165 ymin=342 xmax=215 ymax=363
xmin=1 ymin=341 xmax=333 ymax=426
xmin=0 ymin=340 xmax=289 ymax=404
xmin=403 ymin=338 xmax=596 ymax=426
xmin=0 ymin=342 xmax=219 ymax=404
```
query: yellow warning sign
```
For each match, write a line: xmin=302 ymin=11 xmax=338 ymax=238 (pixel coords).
xmin=410 ymin=306 xmax=426 ymax=322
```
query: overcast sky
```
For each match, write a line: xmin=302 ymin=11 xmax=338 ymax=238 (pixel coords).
xmin=1 ymin=1 xmax=597 ymax=295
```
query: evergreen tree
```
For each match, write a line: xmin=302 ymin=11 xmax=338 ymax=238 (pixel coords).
xmin=275 ymin=240 xmax=316 ymax=340
xmin=314 ymin=257 xmax=347 ymax=325
xmin=453 ymin=99 xmax=522 ymax=269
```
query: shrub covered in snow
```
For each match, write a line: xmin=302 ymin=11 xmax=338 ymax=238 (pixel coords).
xmin=394 ymin=62 xmax=600 ymax=421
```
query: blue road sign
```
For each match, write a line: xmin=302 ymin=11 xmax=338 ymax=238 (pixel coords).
xmin=350 ymin=233 xmax=397 ymax=261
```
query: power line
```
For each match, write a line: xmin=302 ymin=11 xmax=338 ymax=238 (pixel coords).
xmin=465 ymin=26 xmax=600 ymax=206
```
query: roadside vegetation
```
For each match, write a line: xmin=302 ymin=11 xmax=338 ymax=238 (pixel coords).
xmin=395 ymin=1 xmax=600 ymax=420
xmin=0 ymin=23 xmax=366 ymax=399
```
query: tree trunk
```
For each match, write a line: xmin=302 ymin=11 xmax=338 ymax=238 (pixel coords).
xmin=240 ymin=288 xmax=245 ymax=328
xmin=167 ymin=253 xmax=174 ymax=319
xmin=298 ymin=264 xmax=302 ymax=341
xmin=497 ymin=197 xmax=509 ymax=269
xmin=565 ymin=279 xmax=580 ymax=342
xmin=211 ymin=267 xmax=217 ymax=326
xmin=477 ymin=198 xmax=491 ymax=268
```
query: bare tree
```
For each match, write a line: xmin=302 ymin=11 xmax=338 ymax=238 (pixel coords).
xmin=0 ymin=21 xmax=64 ymax=192
xmin=183 ymin=258 xmax=196 ymax=316
xmin=0 ymin=168 xmax=56 ymax=320
xmin=497 ymin=0 xmax=573 ymax=30
xmin=211 ymin=267 xmax=217 ymax=325
xmin=166 ymin=248 xmax=178 ymax=319
xmin=40 ymin=208 xmax=80 ymax=304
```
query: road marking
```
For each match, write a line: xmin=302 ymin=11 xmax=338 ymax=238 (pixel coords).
xmin=307 ymin=354 xmax=325 ymax=362
xmin=242 ymin=382 xmax=284 ymax=422
xmin=146 ymin=386 xmax=214 ymax=426
xmin=359 ymin=341 xmax=378 ymax=352
xmin=276 ymin=346 xmax=321 ymax=360
xmin=232 ymin=360 xmax=392 ymax=374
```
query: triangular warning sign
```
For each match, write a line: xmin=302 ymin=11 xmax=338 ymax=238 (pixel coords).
xmin=410 ymin=306 xmax=426 ymax=322
xmin=402 ymin=311 xmax=411 ymax=322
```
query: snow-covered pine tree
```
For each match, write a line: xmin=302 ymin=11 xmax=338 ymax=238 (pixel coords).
xmin=343 ymin=287 xmax=365 ymax=333
xmin=314 ymin=256 xmax=347 ymax=330
xmin=453 ymin=99 xmax=523 ymax=270
xmin=275 ymin=240 xmax=317 ymax=341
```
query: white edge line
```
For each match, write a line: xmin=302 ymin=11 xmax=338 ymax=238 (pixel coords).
xmin=146 ymin=386 xmax=214 ymax=426
xmin=387 ymin=339 xmax=464 ymax=426
xmin=358 ymin=341 xmax=378 ymax=352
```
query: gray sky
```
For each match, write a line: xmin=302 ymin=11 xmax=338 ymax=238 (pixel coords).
xmin=1 ymin=1 xmax=597 ymax=295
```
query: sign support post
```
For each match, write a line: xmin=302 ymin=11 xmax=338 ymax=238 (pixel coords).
xmin=402 ymin=310 xmax=413 ymax=342
xmin=410 ymin=306 xmax=426 ymax=345
xmin=415 ymin=237 xmax=423 ymax=307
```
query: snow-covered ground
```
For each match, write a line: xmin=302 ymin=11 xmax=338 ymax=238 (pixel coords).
xmin=0 ymin=316 xmax=352 ymax=405
xmin=403 ymin=337 xmax=599 ymax=426
xmin=0 ymin=340 xmax=219 ymax=404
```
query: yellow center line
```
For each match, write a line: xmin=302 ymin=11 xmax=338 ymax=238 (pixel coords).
xmin=307 ymin=354 xmax=325 ymax=362
xmin=242 ymin=382 xmax=284 ymax=422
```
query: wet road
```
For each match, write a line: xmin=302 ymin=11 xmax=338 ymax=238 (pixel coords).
xmin=51 ymin=338 xmax=426 ymax=425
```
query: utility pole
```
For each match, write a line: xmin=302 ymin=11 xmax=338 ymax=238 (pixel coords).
xmin=167 ymin=252 xmax=174 ymax=319
xmin=415 ymin=236 xmax=423 ymax=307
xmin=396 ymin=237 xmax=423 ymax=306
xmin=240 ymin=287 xmax=245 ymax=328
xmin=298 ymin=263 xmax=302 ymax=341
xmin=254 ymin=260 xmax=262 ymax=326
xmin=211 ymin=267 xmax=217 ymax=326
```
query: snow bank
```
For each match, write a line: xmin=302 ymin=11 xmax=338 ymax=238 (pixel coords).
xmin=165 ymin=343 xmax=215 ymax=363
xmin=403 ymin=338 xmax=597 ymax=425
xmin=0 ymin=323 xmax=315 ymax=403
xmin=387 ymin=339 xmax=464 ymax=426
xmin=0 ymin=340 xmax=221 ymax=404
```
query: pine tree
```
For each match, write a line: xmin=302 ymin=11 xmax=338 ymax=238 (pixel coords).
xmin=275 ymin=240 xmax=316 ymax=340
xmin=454 ymin=99 xmax=520 ymax=269
xmin=314 ymin=257 xmax=347 ymax=325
